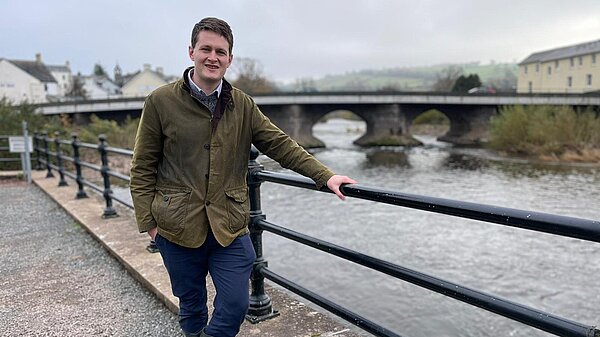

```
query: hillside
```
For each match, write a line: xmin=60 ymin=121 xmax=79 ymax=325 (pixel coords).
xmin=281 ymin=62 xmax=518 ymax=92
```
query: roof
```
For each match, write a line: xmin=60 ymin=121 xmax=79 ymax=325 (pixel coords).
xmin=9 ymin=60 xmax=57 ymax=83
xmin=520 ymin=39 xmax=600 ymax=65
xmin=46 ymin=64 xmax=70 ymax=72
xmin=121 ymin=68 xmax=175 ymax=86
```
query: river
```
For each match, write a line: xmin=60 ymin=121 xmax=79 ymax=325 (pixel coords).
xmin=257 ymin=118 xmax=600 ymax=337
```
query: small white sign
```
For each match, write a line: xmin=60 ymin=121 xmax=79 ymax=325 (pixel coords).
xmin=9 ymin=136 xmax=33 ymax=153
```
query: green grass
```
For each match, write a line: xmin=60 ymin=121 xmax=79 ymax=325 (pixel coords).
xmin=489 ymin=105 xmax=600 ymax=156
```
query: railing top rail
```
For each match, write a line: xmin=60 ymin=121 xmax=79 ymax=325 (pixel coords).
xmin=253 ymin=170 xmax=600 ymax=243
xmin=105 ymin=146 xmax=133 ymax=156
xmin=77 ymin=141 xmax=99 ymax=149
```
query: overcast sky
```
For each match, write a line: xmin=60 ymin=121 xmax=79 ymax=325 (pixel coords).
xmin=1 ymin=0 xmax=599 ymax=83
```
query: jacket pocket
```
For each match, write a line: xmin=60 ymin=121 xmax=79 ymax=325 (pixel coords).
xmin=151 ymin=186 xmax=191 ymax=236
xmin=225 ymin=186 xmax=249 ymax=233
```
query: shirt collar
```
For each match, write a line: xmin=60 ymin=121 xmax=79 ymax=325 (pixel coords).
xmin=188 ymin=69 xmax=222 ymax=97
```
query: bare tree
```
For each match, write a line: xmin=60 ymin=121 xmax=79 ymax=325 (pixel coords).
xmin=431 ymin=65 xmax=463 ymax=92
xmin=294 ymin=77 xmax=317 ymax=92
xmin=229 ymin=57 xmax=276 ymax=94
xmin=66 ymin=72 xmax=88 ymax=100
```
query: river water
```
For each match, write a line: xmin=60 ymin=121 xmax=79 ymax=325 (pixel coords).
xmin=257 ymin=119 xmax=600 ymax=337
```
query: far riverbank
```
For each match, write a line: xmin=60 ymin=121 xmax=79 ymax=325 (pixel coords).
xmin=411 ymin=122 xmax=600 ymax=165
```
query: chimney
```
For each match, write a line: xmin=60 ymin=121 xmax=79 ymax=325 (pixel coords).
xmin=143 ymin=63 xmax=151 ymax=71
xmin=35 ymin=53 xmax=42 ymax=64
xmin=65 ymin=60 xmax=70 ymax=69
xmin=156 ymin=66 xmax=163 ymax=75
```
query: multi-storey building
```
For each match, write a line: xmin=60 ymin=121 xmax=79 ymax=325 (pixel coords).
xmin=518 ymin=39 xmax=600 ymax=93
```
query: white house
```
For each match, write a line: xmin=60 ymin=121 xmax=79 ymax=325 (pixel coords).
xmin=47 ymin=61 xmax=73 ymax=97
xmin=0 ymin=54 xmax=76 ymax=103
xmin=121 ymin=64 xmax=175 ymax=97
xmin=80 ymin=74 xmax=122 ymax=99
xmin=0 ymin=54 xmax=60 ymax=103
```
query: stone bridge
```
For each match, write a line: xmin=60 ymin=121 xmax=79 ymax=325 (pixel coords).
xmin=36 ymin=92 xmax=600 ymax=147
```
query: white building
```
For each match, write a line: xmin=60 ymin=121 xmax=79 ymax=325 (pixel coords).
xmin=47 ymin=62 xmax=73 ymax=97
xmin=80 ymin=74 xmax=122 ymax=99
xmin=0 ymin=54 xmax=75 ymax=103
xmin=0 ymin=54 xmax=60 ymax=103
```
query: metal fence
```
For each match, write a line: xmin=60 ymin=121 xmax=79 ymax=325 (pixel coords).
xmin=33 ymin=133 xmax=599 ymax=337
xmin=0 ymin=135 xmax=25 ymax=166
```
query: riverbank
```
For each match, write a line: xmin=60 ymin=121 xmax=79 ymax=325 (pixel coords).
xmin=412 ymin=122 xmax=600 ymax=165
xmin=488 ymin=105 xmax=600 ymax=164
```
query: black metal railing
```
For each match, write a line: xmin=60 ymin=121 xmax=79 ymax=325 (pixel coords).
xmin=33 ymin=132 xmax=133 ymax=216
xmin=244 ymin=148 xmax=599 ymax=337
xmin=0 ymin=136 xmax=19 ymax=164
xmin=33 ymin=134 xmax=599 ymax=337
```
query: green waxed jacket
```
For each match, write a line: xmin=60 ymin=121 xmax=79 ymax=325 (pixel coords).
xmin=130 ymin=68 xmax=335 ymax=248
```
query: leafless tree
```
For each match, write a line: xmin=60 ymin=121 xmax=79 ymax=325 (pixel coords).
xmin=229 ymin=57 xmax=276 ymax=94
xmin=431 ymin=65 xmax=463 ymax=92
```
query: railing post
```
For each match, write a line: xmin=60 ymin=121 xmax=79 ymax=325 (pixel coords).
xmin=98 ymin=134 xmax=118 ymax=218
xmin=43 ymin=132 xmax=54 ymax=178
xmin=71 ymin=133 xmax=88 ymax=199
xmin=54 ymin=132 xmax=68 ymax=186
xmin=245 ymin=146 xmax=280 ymax=323
xmin=33 ymin=132 xmax=43 ymax=170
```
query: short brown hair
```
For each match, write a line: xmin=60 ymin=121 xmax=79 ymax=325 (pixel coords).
xmin=191 ymin=17 xmax=234 ymax=54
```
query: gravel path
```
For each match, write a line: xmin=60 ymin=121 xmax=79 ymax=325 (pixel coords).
xmin=0 ymin=181 xmax=181 ymax=336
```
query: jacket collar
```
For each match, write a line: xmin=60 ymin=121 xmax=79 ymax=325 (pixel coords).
xmin=182 ymin=66 xmax=234 ymax=109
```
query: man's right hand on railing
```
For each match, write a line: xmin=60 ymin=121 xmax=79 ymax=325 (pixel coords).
xmin=327 ymin=175 xmax=357 ymax=201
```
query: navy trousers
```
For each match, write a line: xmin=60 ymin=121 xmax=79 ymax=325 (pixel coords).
xmin=156 ymin=230 xmax=256 ymax=337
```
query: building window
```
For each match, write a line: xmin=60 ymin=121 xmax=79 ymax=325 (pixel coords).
xmin=567 ymin=76 xmax=572 ymax=87
xmin=524 ymin=65 xmax=528 ymax=74
xmin=555 ymin=60 xmax=559 ymax=69
xmin=579 ymin=56 xmax=583 ymax=65
xmin=528 ymin=81 xmax=532 ymax=93
xmin=547 ymin=66 xmax=552 ymax=75
xmin=593 ymin=54 xmax=597 ymax=64
xmin=535 ymin=63 xmax=540 ymax=72
xmin=587 ymin=74 xmax=592 ymax=86
xmin=570 ymin=57 xmax=574 ymax=67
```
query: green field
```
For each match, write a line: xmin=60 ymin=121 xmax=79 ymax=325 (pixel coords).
xmin=281 ymin=62 xmax=518 ymax=92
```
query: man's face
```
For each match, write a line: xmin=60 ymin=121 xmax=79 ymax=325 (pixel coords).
xmin=188 ymin=30 xmax=233 ymax=89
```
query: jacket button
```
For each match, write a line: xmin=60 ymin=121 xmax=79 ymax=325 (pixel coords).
xmin=204 ymin=144 xmax=210 ymax=150
xmin=206 ymin=201 xmax=211 ymax=206
xmin=163 ymin=195 xmax=169 ymax=202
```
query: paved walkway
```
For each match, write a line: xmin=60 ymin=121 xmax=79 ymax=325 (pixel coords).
xmin=0 ymin=172 xmax=365 ymax=337
xmin=0 ymin=179 xmax=180 ymax=336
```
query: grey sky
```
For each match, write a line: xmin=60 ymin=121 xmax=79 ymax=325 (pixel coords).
xmin=1 ymin=0 xmax=599 ymax=83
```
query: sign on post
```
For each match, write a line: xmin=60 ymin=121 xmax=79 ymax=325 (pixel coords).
xmin=9 ymin=136 xmax=33 ymax=153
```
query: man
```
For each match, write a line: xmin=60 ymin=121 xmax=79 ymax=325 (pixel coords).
xmin=130 ymin=17 xmax=356 ymax=337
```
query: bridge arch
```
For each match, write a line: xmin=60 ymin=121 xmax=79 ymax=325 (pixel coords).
xmin=313 ymin=110 xmax=366 ymax=148
xmin=410 ymin=108 xmax=450 ymax=137
xmin=259 ymin=103 xmax=425 ymax=148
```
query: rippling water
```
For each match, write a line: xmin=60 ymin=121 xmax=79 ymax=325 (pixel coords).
xmin=258 ymin=119 xmax=600 ymax=337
